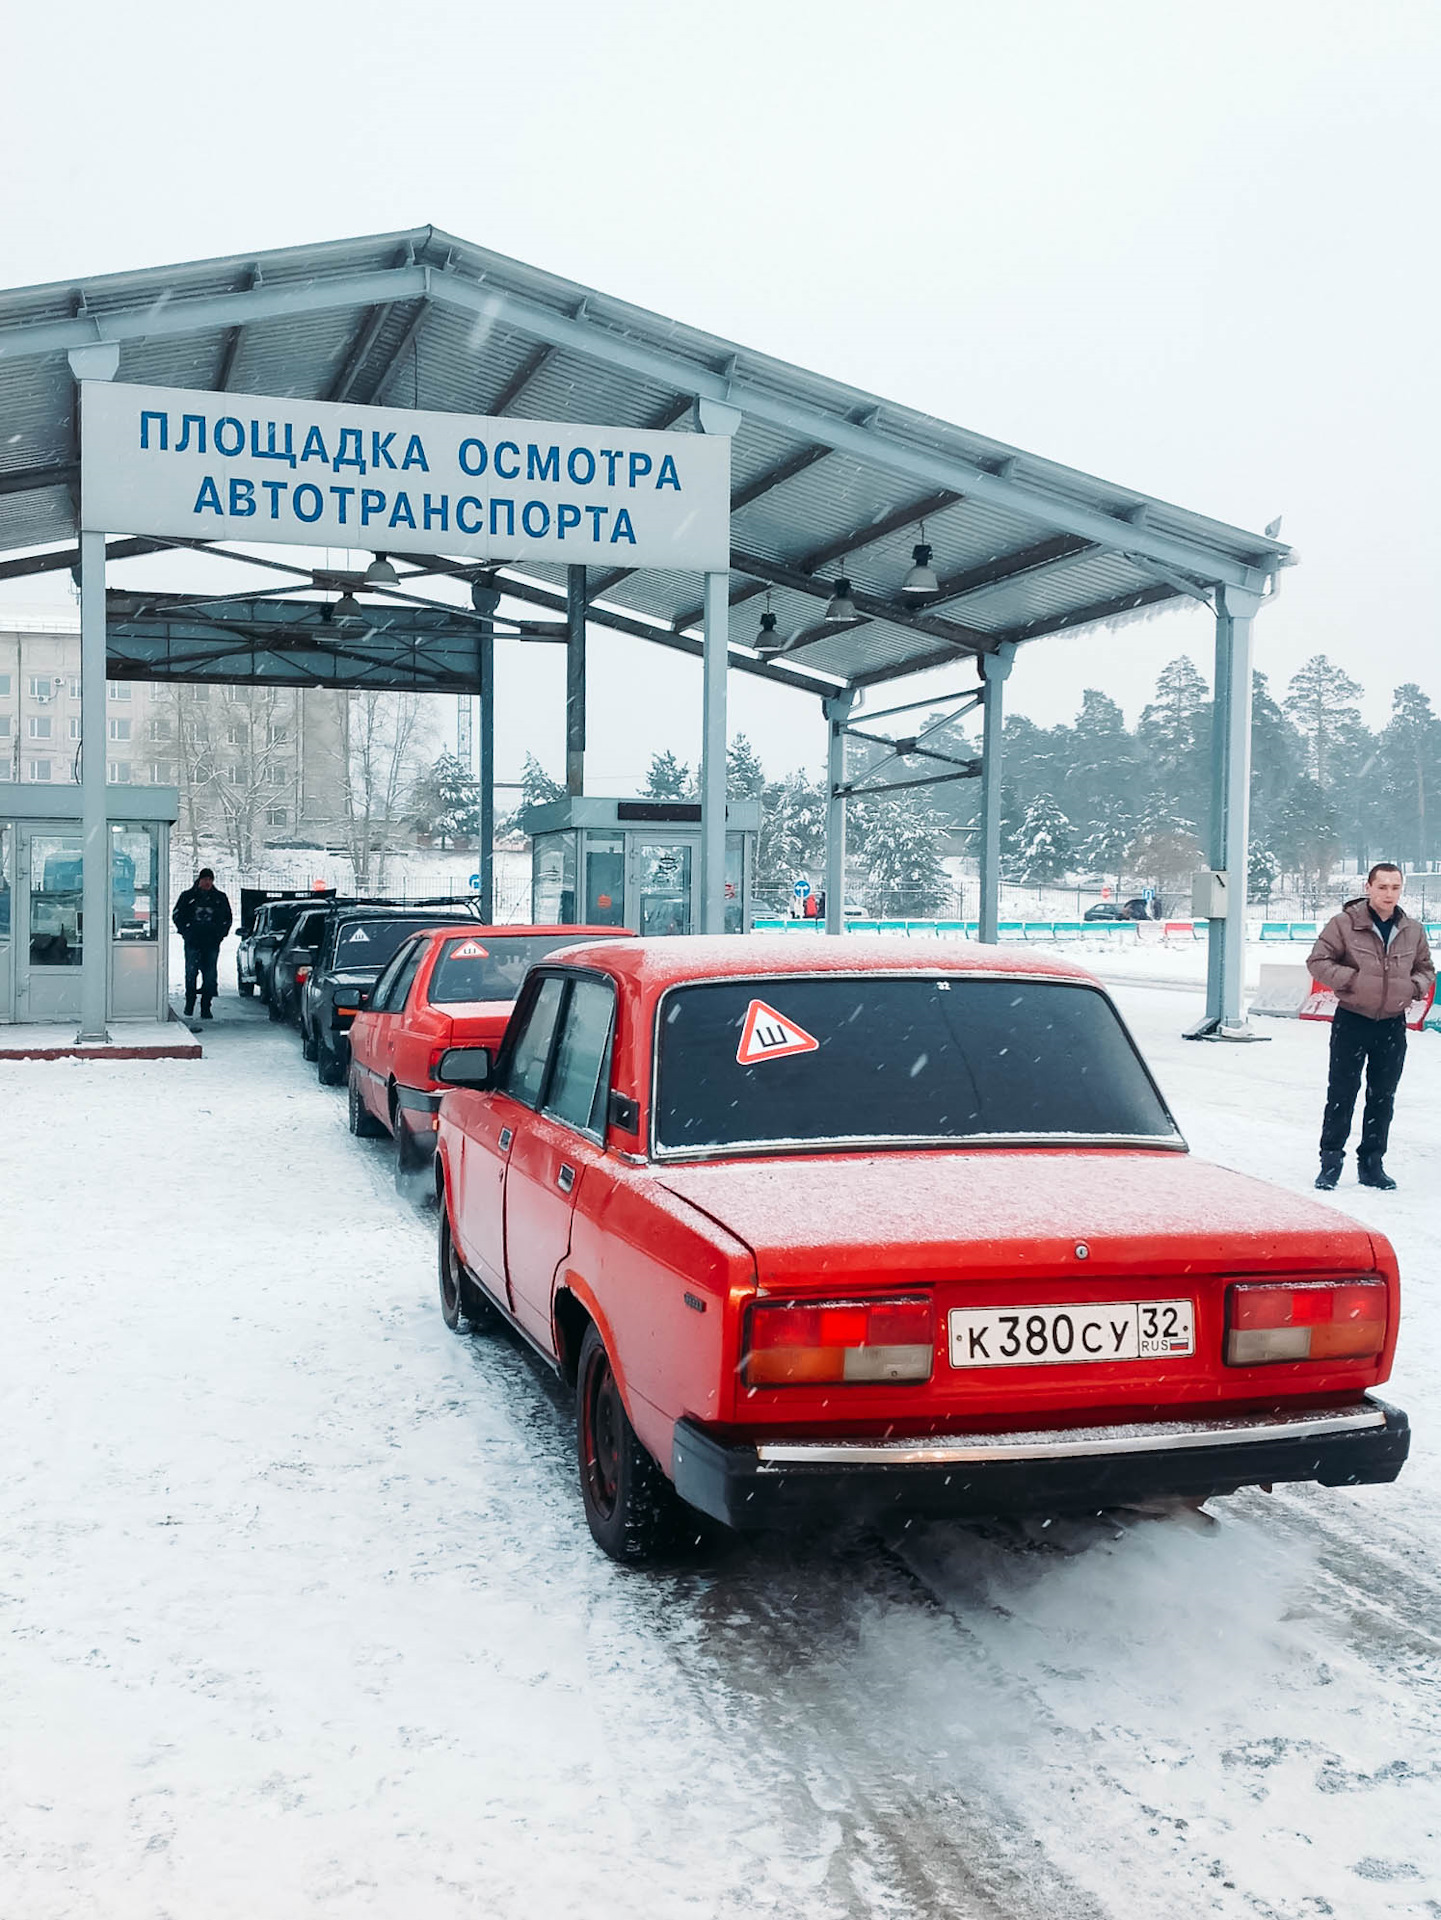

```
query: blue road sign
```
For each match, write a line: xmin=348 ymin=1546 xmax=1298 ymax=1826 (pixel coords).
xmin=469 ymin=873 xmax=483 ymax=891
xmin=1143 ymin=886 xmax=1156 ymax=902
xmin=793 ymin=879 xmax=811 ymax=899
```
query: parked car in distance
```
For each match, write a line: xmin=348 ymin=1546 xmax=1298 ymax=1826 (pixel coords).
xmin=1083 ymin=898 xmax=1156 ymax=922
xmin=348 ymin=924 xmax=634 ymax=1187
xmin=237 ymin=899 xmax=312 ymax=1000
xmin=433 ymin=935 xmax=1409 ymax=1564
xmin=268 ymin=906 xmax=332 ymax=1026
xmin=300 ymin=904 xmax=482 ymax=1086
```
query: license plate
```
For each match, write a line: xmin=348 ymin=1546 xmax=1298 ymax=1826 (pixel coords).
xmin=947 ymin=1299 xmax=1195 ymax=1369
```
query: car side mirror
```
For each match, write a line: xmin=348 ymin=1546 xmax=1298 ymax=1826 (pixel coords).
xmin=436 ymin=1046 xmax=491 ymax=1088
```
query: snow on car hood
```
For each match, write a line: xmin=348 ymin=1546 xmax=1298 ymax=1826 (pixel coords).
xmin=657 ymin=1150 xmax=1381 ymax=1290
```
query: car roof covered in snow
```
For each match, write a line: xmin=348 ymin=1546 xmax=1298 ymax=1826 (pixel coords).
xmin=542 ymin=935 xmax=1104 ymax=995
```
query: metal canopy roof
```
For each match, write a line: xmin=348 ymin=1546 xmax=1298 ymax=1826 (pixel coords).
xmin=0 ymin=225 xmax=1292 ymax=695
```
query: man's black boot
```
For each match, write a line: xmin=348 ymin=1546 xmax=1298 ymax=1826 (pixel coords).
xmin=1357 ymin=1155 xmax=1396 ymax=1191
xmin=184 ymin=996 xmax=196 ymax=1016
xmin=1314 ymin=1152 xmax=1343 ymax=1191
xmin=201 ymin=1000 xmax=214 ymax=1021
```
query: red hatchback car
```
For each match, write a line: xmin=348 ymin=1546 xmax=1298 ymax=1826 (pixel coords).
xmin=347 ymin=924 xmax=632 ymax=1185
xmin=432 ymin=937 xmax=1409 ymax=1562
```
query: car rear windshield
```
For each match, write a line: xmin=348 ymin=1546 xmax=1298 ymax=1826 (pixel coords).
xmin=429 ymin=932 xmax=615 ymax=1003
xmin=653 ymin=975 xmax=1178 ymax=1155
xmin=333 ymin=918 xmax=454 ymax=970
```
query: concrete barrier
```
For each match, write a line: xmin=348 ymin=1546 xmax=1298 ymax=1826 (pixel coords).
xmin=1249 ymin=964 xmax=1314 ymax=1019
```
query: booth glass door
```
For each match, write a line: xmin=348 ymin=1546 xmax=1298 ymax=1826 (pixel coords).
xmin=630 ymin=839 xmax=695 ymax=936
xmin=0 ymin=825 xmax=11 ymax=1020
xmin=15 ymin=825 xmax=84 ymax=1022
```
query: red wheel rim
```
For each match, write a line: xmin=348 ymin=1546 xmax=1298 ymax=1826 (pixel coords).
xmin=581 ymin=1346 xmax=621 ymax=1522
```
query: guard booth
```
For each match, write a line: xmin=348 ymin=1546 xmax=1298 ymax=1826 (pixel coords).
xmin=0 ymin=785 xmax=177 ymax=1024
xmin=524 ymin=797 xmax=761 ymax=936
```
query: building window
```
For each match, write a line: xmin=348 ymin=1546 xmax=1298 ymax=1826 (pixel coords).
xmin=28 ymin=716 xmax=52 ymax=740
xmin=107 ymin=762 xmax=132 ymax=784
xmin=226 ymin=763 xmax=245 ymax=784
xmin=68 ymin=679 xmax=82 ymax=698
xmin=227 ymin=724 xmax=245 ymax=746
xmin=108 ymin=683 xmax=133 ymax=702
xmin=150 ymin=762 xmax=177 ymax=785
xmin=108 ymin=717 xmax=131 ymax=741
xmin=267 ymin=806 xmax=289 ymax=827
xmin=265 ymin=762 xmax=288 ymax=785
xmin=0 ymin=716 xmax=10 ymax=738
xmin=28 ymin=676 xmax=52 ymax=699
xmin=267 ymin=723 xmax=289 ymax=745
xmin=0 ymin=673 xmax=10 ymax=695
xmin=149 ymin=717 xmax=172 ymax=740
xmin=28 ymin=759 xmax=52 ymax=782
xmin=69 ymin=718 xmax=82 ymax=739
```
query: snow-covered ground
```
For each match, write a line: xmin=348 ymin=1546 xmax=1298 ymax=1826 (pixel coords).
xmin=1 ymin=979 xmax=1438 ymax=1919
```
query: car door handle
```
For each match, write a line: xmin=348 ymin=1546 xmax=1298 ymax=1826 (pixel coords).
xmin=557 ymin=1163 xmax=576 ymax=1193
xmin=499 ymin=1126 xmax=513 ymax=1152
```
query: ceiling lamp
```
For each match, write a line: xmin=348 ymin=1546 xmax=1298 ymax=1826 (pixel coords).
xmin=333 ymin=591 xmax=365 ymax=623
xmin=364 ymin=552 xmax=400 ymax=586
xmin=901 ymin=542 xmax=939 ymax=599
xmin=824 ymin=577 xmax=860 ymax=622
xmin=754 ymin=609 xmax=784 ymax=652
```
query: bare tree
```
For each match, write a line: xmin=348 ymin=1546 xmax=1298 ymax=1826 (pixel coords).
xmin=165 ymin=685 xmax=302 ymax=870
xmin=339 ymin=692 xmax=433 ymax=889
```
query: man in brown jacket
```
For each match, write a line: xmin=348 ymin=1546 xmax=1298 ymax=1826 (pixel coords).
xmin=1307 ymin=862 xmax=1435 ymax=1190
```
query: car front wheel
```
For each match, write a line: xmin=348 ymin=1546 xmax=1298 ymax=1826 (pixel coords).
xmin=348 ymin=1073 xmax=385 ymax=1137
xmin=576 ymin=1323 xmax=695 ymax=1564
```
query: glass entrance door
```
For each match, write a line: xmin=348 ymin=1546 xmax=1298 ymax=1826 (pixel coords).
xmin=16 ymin=826 xmax=84 ymax=1021
xmin=0 ymin=824 xmax=11 ymax=1021
xmin=630 ymin=839 xmax=695 ymax=936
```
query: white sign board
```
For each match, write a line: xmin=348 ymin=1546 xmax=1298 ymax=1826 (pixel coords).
xmin=80 ymin=382 xmax=731 ymax=572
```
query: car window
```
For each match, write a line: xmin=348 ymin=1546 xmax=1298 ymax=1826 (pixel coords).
xmin=334 ymin=918 xmax=437 ymax=970
xmin=291 ymin=911 xmax=325 ymax=953
xmin=429 ymin=932 xmax=620 ymax=1005
xmin=502 ymin=975 xmax=566 ymax=1109
xmin=544 ymin=978 xmax=616 ymax=1136
xmin=653 ymin=976 xmax=1180 ymax=1155
xmin=371 ymin=937 xmax=422 ymax=1012
xmin=385 ymin=940 xmax=429 ymax=1013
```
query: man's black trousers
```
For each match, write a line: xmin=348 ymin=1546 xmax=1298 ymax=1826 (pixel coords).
xmin=1320 ymin=1008 xmax=1407 ymax=1158
xmin=183 ymin=941 xmax=221 ymax=1007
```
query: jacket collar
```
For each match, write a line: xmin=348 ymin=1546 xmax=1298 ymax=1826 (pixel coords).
xmin=1344 ymin=897 xmax=1407 ymax=930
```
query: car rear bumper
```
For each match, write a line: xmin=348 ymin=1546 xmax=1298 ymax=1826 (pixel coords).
xmin=670 ymin=1399 xmax=1410 ymax=1530
xmin=395 ymin=1085 xmax=440 ymax=1152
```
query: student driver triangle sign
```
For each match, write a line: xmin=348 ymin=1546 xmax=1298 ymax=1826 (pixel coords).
xmin=736 ymin=999 xmax=820 ymax=1066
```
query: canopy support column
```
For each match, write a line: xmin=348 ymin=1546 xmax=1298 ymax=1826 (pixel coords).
xmin=1189 ymin=583 xmax=1265 ymax=1039
xmin=700 ymin=570 xmax=729 ymax=934
xmin=471 ymin=576 xmax=500 ymax=925
xmin=824 ymin=690 xmax=856 ymax=934
xmin=977 ymin=644 xmax=1015 ymax=944
xmin=565 ymin=565 xmax=586 ymax=797
xmin=77 ymin=528 xmax=110 ymax=1041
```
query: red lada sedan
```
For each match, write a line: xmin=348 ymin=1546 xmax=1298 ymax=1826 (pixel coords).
xmin=347 ymin=924 xmax=631 ymax=1186
xmin=432 ymin=937 xmax=1409 ymax=1563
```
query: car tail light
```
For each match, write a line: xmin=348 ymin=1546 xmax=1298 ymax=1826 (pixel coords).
xmin=743 ymin=1296 xmax=933 ymax=1387
xmin=1226 ymin=1280 xmax=1387 ymax=1365
xmin=427 ymin=1045 xmax=449 ymax=1082
xmin=295 ymin=966 xmax=310 ymax=985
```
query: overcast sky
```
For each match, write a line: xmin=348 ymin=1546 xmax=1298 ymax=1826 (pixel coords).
xmin=2 ymin=0 xmax=1436 ymax=789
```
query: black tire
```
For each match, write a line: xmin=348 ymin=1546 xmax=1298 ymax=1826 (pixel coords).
xmin=576 ymin=1322 xmax=695 ymax=1564
xmin=238 ymin=979 xmax=255 ymax=997
xmin=348 ymin=1074 xmax=385 ymax=1137
xmin=438 ymin=1204 xmax=495 ymax=1333
xmin=268 ymin=991 xmax=285 ymax=1023
xmin=317 ymin=1038 xmax=345 ymax=1086
xmin=300 ymin=1016 xmax=318 ymax=1062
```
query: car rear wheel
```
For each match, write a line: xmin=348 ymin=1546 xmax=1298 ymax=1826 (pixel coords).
xmin=438 ymin=1205 xmax=495 ymax=1333
xmin=576 ymin=1323 xmax=695 ymax=1564
xmin=348 ymin=1074 xmax=385 ymax=1138
xmin=267 ymin=991 xmax=285 ymax=1023
xmin=317 ymin=1037 xmax=345 ymax=1086
xmin=301 ymin=1019 xmax=318 ymax=1062
xmin=238 ymin=980 xmax=255 ymax=997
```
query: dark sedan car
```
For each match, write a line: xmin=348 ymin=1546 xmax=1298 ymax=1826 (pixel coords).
xmin=268 ymin=906 xmax=332 ymax=1025
xmin=299 ymin=904 xmax=481 ymax=1085
xmin=237 ymin=899 xmax=312 ymax=1001
xmin=1084 ymin=898 xmax=1156 ymax=922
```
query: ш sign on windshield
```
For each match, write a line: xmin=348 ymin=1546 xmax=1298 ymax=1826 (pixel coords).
xmin=80 ymin=382 xmax=731 ymax=572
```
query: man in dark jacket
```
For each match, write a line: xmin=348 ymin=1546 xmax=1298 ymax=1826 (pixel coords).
xmin=173 ymin=868 xmax=234 ymax=1019
xmin=1306 ymin=863 xmax=1435 ymax=1190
